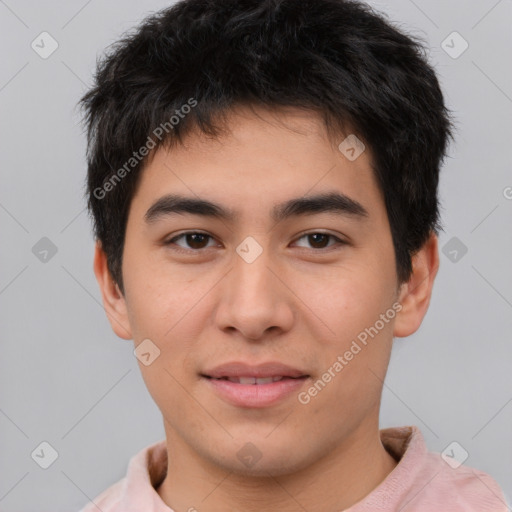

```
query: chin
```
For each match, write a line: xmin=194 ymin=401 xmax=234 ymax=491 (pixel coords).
xmin=207 ymin=440 xmax=316 ymax=478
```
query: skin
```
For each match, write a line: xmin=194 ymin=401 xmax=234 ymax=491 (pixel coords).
xmin=94 ymin=104 xmax=439 ymax=512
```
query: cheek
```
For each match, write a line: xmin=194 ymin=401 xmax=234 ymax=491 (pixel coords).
xmin=298 ymin=266 xmax=395 ymax=395
xmin=127 ymin=281 xmax=202 ymax=411
xmin=297 ymin=266 xmax=392 ymax=341
xmin=123 ymin=262 xmax=212 ymax=382
xmin=122 ymin=251 xmax=195 ymax=337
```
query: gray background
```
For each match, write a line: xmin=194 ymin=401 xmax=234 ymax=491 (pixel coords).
xmin=0 ymin=0 xmax=511 ymax=510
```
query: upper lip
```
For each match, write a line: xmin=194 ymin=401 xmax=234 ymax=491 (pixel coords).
xmin=202 ymin=362 xmax=309 ymax=379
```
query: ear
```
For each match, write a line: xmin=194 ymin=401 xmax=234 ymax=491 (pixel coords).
xmin=393 ymin=231 xmax=439 ymax=338
xmin=93 ymin=240 xmax=132 ymax=340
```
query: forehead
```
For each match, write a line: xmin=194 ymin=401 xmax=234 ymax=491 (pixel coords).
xmin=132 ymin=105 xmax=384 ymax=224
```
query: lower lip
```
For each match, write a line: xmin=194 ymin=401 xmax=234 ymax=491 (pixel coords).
xmin=203 ymin=376 xmax=309 ymax=408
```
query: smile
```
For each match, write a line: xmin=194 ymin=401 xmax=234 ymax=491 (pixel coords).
xmin=209 ymin=376 xmax=299 ymax=384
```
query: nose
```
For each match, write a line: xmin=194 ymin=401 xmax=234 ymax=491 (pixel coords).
xmin=214 ymin=241 xmax=294 ymax=341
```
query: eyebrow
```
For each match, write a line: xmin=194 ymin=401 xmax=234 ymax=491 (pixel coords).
xmin=144 ymin=191 xmax=369 ymax=225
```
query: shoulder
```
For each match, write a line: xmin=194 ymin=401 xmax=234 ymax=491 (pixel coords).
xmin=75 ymin=440 xmax=168 ymax=512
xmin=373 ymin=426 xmax=509 ymax=512
xmin=77 ymin=477 xmax=125 ymax=512
xmin=416 ymin=451 xmax=509 ymax=511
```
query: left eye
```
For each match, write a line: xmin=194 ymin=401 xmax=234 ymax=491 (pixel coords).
xmin=165 ymin=231 xmax=344 ymax=252
xmin=294 ymin=232 xmax=344 ymax=250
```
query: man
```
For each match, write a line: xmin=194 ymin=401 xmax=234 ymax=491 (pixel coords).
xmin=78 ymin=0 xmax=508 ymax=510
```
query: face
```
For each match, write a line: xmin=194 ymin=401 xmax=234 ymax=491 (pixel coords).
xmin=95 ymin=105 xmax=437 ymax=476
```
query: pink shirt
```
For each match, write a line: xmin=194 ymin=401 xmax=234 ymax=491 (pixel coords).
xmin=78 ymin=425 xmax=509 ymax=511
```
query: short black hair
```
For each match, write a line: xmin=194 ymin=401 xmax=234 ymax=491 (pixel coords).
xmin=80 ymin=0 xmax=454 ymax=294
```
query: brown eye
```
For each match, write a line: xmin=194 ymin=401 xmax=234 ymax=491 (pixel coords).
xmin=165 ymin=231 xmax=216 ymax=252
xmin=294 ymin=232 xmax=345 ymax=250
xmin=183 ymin=233 xmax=210 ymax=249
xmin=307 ymin=233 xmax=330 ymax=249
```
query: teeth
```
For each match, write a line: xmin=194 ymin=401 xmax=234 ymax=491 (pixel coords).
xmin=240 ymin=377 xmax=258 ymax=385
xmin=223 ymin=376 xmax=286 ymax=385
xmin=255 ymin=377 xmax=274 ymax=384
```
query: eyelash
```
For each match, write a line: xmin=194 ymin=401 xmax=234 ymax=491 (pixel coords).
xmin=164 ymin=231 xmax=347 ymax=254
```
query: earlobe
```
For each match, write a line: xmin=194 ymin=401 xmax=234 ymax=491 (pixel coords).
xmin=93 ymin=241 xmax=132 ymax=340
xmin=393 ymin=232 xmax=439 ymax=338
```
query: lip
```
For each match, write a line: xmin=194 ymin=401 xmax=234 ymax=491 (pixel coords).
xmin=202 ymin=361 xmax=308 ymax=379
xmin=200 ymin=361 xmax=310 ymax=408
xmin=203 ymin=375 xmax=310 ymax=408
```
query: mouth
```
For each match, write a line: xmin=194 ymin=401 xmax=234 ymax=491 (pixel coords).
xmin=200 ymin=362 xmax=310 ymax=408
xmin=201 ymin=361 xmax=309 ymax=380
xmin=201 ymin=375 xmax=308 ymax=385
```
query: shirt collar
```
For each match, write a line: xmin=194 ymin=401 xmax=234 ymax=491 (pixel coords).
xmin=118 ymin=425 xmax=424 ymax=511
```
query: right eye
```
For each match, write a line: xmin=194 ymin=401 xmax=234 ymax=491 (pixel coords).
xmin=164 ymin=231 xmax=219 ymax=253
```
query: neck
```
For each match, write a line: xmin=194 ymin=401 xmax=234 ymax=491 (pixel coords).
xmin=156 ymin=421 xmax=398 ymax=512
